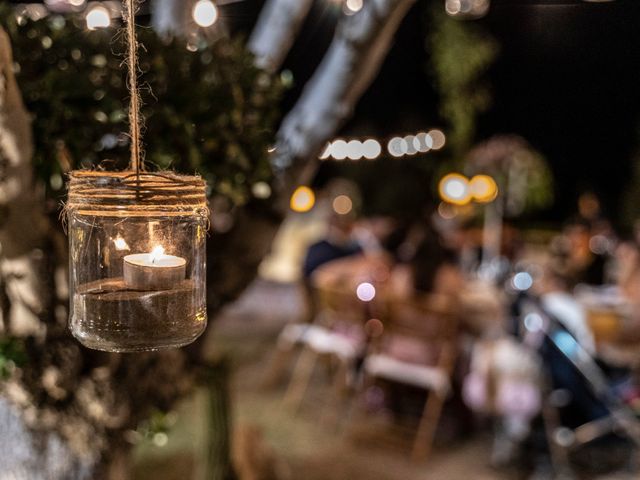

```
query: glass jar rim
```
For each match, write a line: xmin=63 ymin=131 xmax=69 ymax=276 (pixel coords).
xmin=66 ymin=170 xmax=209 ymax=218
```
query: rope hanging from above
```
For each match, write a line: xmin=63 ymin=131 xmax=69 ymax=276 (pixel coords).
xmin=64 ymin=0 xmax=211 ymax=220
xmin=123 ymin=0 xmax=144 ymax=178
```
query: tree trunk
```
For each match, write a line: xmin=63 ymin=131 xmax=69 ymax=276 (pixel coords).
xmin=152 ymin=0 xmax=196 ymax=37
xmin=201 ymin=360 xmax=235 ymax=480
xmin=0 ymin=0 xmax=419 ymax=475
xmin=0 ymin=399 xmax=95 ymax=479
xmin=0 ymin=27 xmax=53 ymax=338
xmin=272 ymin=0 xmax=416 ymax=184
xmin=0 ymin=27 xmax=93 ymax=476
xmin=247 ymin=0 xmax=314 ymax=73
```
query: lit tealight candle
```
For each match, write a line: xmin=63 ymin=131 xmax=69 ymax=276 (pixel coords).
xmin=124 ymin=246 xmax=186 ymax=291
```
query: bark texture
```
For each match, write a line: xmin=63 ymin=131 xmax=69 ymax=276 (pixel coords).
xmin=272 ymin=0 xmax=417 ymax=184
xmin=247 ymin=0 xmax=314 ymax=73
xmin=0 ymin=26 xmax=95 ymax=479
xmin=152 ymin=0 xmax=195 ymax=37
xmin=0 ymin=0 xmax=417 ymax=476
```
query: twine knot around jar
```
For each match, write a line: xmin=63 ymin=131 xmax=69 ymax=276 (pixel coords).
xmin=64 ymin=170 xmax=210 ymax=219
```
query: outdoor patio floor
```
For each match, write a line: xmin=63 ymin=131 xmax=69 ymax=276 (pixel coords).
xmin=133 ymin=280 xmax=638 ymax=480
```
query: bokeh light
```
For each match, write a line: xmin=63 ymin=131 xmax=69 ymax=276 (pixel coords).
xmin=437 ymin=202 xmax=458 ymax=220
xmin=322 ymin=130 xmax=444 ymax=160
xmin=470 ymin=174 xmax=498 ymax=203
xmin=512 ymin=272 xmax=534 ymax=291
xmin=356 ymin=282 xmax=376 ymax=302
xmin=85 ymin=5 xmax=111 ymax=30
xmin=364 ymin=318 xmax=384 ymax=337
xmin=362 ymin=139 xmax=382 ymax=160
xmin=387 ymin=137 xmax=404 ymax=157
xmin=438 ymin=173 xmax=471 ymax=206
xmin=346 ymin=140 xmax=362 ymax=160
xmin=333 ymin=195 xmax=353 ymax=215
xmin=524 ymin=312 xmax=543 ymax=333
xmin=252 ymin=181 xmax=272 ymax=199
xmin=344 ymin=0 xmax=364 ymax=13
xmin=428 ymin=129 xmax=446 ymax=150
xmin=290 ymin=186 xmax=315 ymax=213
xmin=332 ymin=140 xmax=348 ymax=160
xmin=414 ymin=132 xmax=433 ymax=153
xmin=113 ymin=235 xmax=129 ymax=251
xmin=193 ymin=0 xmax=218 ymax=28
xmin=445 ymin=0 xmax=490 ymax=18
xmin=319 ymin=143 xmax=331 ymax=160
xmin=403 ymin=135 xmax=417 ymax=155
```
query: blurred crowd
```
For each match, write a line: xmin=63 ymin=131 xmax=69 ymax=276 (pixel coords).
xmin=266 ymin=187 xmax=640 ymax=479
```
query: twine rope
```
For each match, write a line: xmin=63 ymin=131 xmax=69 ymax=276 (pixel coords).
xmin=123 ymin=0 xmax=143 ymax=177
xmin=65 ymin=171 xmax=210 ymax=219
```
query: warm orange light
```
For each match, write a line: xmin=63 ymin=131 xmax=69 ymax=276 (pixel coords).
xmin=470 ymin=175 xmax=498 ymax=203
xmin=437 ymin=202 xmax=457 ymax=220
xmin=290 ymin=186 xmax=315 ymax=213
xmin=113 ymin=235 xmax=130 ymax=251
xmin=438 ymin=173 xmax=471 ymax=206
xmin=150 ymin=246 xmax=166 ymax=263
xmin=332 ymin=195 xmax=353 ymax=215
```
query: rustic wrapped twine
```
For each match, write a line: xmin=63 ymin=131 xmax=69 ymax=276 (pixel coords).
xmin=123 ymin=0 xmax=144 ymax=177
xmin=66 ymin=171 xmax=209 ymax=218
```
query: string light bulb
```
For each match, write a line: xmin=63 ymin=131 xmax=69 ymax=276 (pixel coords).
xmin=344 ymin=0 xmax=363 ymax=13
xmin=290 ymin=186 xmax=315 ymax=213
xmin=470 ymin=174 xmax=498 ymax=203
xmin=85 ymin=5 xmax=111 ymax=30
xmin=332 ymin=195 xmax=353 ymax=215
xmin=439 ymin=173 xmax=471 ymax=206
xmin=193 ymin=0 xmax=218 ymax=28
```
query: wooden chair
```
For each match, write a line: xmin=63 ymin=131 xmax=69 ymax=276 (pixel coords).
xmin=359 ymin=293 xmax=459 ymax=461
xmin=282 ymin=283 xmax=376 ymax=412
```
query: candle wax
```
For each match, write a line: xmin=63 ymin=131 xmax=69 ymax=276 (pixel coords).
xmin=124 ymin=250 xmax=186 ymax=291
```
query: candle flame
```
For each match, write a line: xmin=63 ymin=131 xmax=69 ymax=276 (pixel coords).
xmin=113 ymin=235 xmax=130 ymax=251
xmin=150 ymin=245 xmax=165 ymax=263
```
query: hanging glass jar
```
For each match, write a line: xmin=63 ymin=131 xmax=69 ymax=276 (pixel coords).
xmin=66 ymin=171 xmax=209 ymax=352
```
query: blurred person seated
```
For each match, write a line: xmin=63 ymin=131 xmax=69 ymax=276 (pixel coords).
xmin=553 ymin=217 xmax=608 ymax=287
xmin=615 ymin=238 xmax=640 ymax=303
xmin=388 ymin=223 xmax=465 ymax=300
xmin=353 ymin=222 xmax=467 ymax=424
xmin=309 ymin=216 xmax=403 ymax=291
xmin=533 ymin=265 xmax=596 ymax=355
xmin=298 ymin=213 xmax=365 ymax=325
xmin=572 ymin=238 xmax=640 ymax=347
xmin=487 ymin=263 xmax=633 ymax=475
xmin=263 ymin=213 xmax=365 ymax=387
xmin=463 ymin=263 xmax=598 ymax=470
xmin=302 ymin=213 xmax=363 ymax=280
xmin=311 ymin=219 xmax=465 ymax=305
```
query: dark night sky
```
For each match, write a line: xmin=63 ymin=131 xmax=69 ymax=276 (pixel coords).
xmin=272 ymin=0 xmax=640 ymax=223
xmin=484 ymin=1 xmax=640 ymax=221
xmin=10 ymin=0 xmax=640 ymax=222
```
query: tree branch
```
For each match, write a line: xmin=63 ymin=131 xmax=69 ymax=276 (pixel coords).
xmin=0 ymin=27 xmax=53 ymax=337
xmin=272 ymin=0 xmax=416 ymax=184
xmin=152 ymin=0 xmax=195 ymax=37
xmin=247 ymin=0 xmax=314 ymax=73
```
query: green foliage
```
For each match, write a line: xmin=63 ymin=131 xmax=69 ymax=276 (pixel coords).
xmin=466 ymin=135 xmax=553 ymax=216
xmin=0 ymin=7 xmax=283 ymax=205
xmin=0 ymin=337 xmax=26 ymax=379
xmin=427 ymin=7 xmax=498 ymax=158
xmin=133 ymin=408 xmax=178 ymax=445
